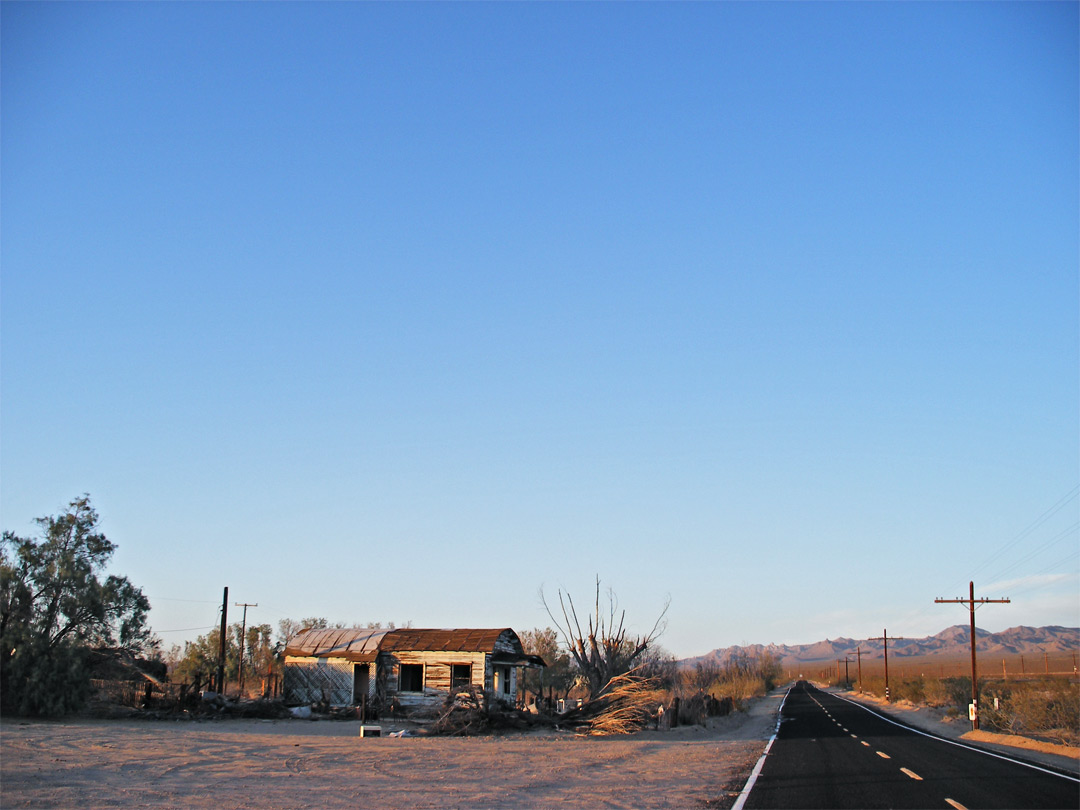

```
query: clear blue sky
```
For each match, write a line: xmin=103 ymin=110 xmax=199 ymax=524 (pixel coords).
xmin=2 ymin=2 xmax=1077 ymax=658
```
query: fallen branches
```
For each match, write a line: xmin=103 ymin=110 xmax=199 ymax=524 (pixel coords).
xmin=557 ymin=672 xmax=666 ymax=736
xmin=428 ymin=686 xmax=555 ymax=736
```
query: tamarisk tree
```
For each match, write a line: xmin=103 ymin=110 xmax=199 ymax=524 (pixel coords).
xmin=1 ymin=495 xmax=152 ymax=714
xmin=542 ymin=577 xmax=669 ymax=700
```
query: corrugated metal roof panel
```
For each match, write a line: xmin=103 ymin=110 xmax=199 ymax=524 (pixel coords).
xmin=283 ymin=627 xmax=390 ymax=662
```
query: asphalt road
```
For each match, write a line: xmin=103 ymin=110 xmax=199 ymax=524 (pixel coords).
xmin=739 ymin=681 xmax=1079 ymax=809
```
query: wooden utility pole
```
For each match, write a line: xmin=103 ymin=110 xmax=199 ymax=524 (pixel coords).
xmin=216 ymin=587 xmax=228 ymax=694
xmin=868 ymin=630 xmax=905 ymax=701
xmin=935 ymin=581 xmax=1009 ymax=730
xmin=855 ymin=647 xmax=863 ymax=693
xmin=235 ymin=602 xmax=258 ymax=696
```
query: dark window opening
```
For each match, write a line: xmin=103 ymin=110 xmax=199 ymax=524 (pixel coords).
xmin=451 ymin=664 xmax=472 ymax=690
xmin=502 ymin=666 xmax=511 ymax=694
xmin=399 ymin=664 xmax=424 ymax=692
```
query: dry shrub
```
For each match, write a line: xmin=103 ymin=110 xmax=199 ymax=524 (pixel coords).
xmin=996 ymin=680 xmax=1080 ymax=747
xmin=683 ymin=651 xmax=780 ymax=712
xmin=922 ymin=677 xmax=954 ymax=707
xmin=709 ymin=672 xmax=769 ymax=709
xmin=892 ymin=676 xmax=926 ymax=704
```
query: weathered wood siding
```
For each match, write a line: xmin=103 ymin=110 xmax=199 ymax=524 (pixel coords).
xmin=387 ymin=650 xmax=488 ymax=710
xmin=493 ymin=631 xmax=521 ymax=655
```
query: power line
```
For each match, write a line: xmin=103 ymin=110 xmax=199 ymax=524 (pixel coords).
xmin=1003 ymin=549 xmax=1080 ymax=601
xmin=147 ymin=596 xmax=219 ymax=604
xmin=155 ymin=626 xmax=217 ymax=635
xmin=964 ymin=486 xmax=1079 ymax=590
xmin=985 ymin=521 xmax=1079 ymax=584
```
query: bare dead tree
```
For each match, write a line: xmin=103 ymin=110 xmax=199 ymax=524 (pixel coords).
xmin=541 ymin=576 xmax=669 ymax=700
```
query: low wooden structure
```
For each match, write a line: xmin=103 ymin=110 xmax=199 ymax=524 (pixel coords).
xmin=283 ymin=627 xmax=545 ymax=712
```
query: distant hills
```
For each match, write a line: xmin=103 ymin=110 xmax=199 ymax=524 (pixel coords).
xmin=684 ymin=625 xmax=1080 ymax=667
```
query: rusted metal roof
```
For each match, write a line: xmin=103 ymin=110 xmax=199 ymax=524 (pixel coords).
xmin=283 ymin=627 xmax=534 ymax=662
xmin=380 ymin=628 xmax=513 ymax=653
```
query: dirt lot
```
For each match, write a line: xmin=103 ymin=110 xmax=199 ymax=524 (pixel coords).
xmin=0 ymin=693 xmax=783 ymax=810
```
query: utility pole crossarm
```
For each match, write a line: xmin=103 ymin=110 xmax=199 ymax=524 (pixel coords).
xmin=934 ymin=598 xmax=1011 ymax=606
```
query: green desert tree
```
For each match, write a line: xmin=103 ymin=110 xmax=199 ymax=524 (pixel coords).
xmin=519 ymin=626 xmax=576 ymax=700
xmin=171 ymin=627 xmax=229 ymax=688
xmin=1 ymin=495 xmax=152 ymax=715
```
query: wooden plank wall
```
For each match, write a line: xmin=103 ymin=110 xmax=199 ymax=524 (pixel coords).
xmin=389 ymin=650 xmax=488 ymax=709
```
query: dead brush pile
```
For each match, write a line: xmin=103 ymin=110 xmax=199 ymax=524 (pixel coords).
xmin=429 ymin=686 xmax=554 ymax=736
xmin=558 ymin=672 xmax=666 ymax=736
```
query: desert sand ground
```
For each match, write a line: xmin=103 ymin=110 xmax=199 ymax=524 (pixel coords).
xmin=0 ymin=693 xmax=783 ymax=810
xmin=6 ymin=686 xmax=1075 ymax=809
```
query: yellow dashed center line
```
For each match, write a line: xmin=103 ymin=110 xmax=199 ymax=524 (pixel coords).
xmin=900 ymin=767 xmax=922 ymax=780
xmin=876 ymin=751 xmax=891 ymax=759
xmin=861 ymin=741 xmax=870 ymax=747
xmin=945 ymin=800 xmax=968 ymax=810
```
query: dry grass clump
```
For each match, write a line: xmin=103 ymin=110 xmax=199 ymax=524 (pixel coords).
xmin=708 ymin=672 xmax=769 ymax=710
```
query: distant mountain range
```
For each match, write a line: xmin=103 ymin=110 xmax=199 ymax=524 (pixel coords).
xmin=683 ymin=625 xmax=1080 ymax=667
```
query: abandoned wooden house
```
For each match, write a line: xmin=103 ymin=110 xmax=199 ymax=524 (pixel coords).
xmin=282 ymin=627 xmax=546 ymax=711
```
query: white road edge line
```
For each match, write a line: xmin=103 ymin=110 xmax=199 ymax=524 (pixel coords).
xmin=945 ymin=799 xmax=968 ymax=810
xmin=900 ymin=767 xmax=922 ymax=780
xmin=732 ymin=684 xmax=794 ymax=810
xmin=825 ymin=689 xmax=1080 ymax=783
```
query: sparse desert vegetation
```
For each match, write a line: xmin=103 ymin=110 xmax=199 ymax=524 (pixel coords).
xmin=837 ymin=671 xmax=1079 ymax=747
xmin=673 ymin=650 xmax=784 ymax=712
